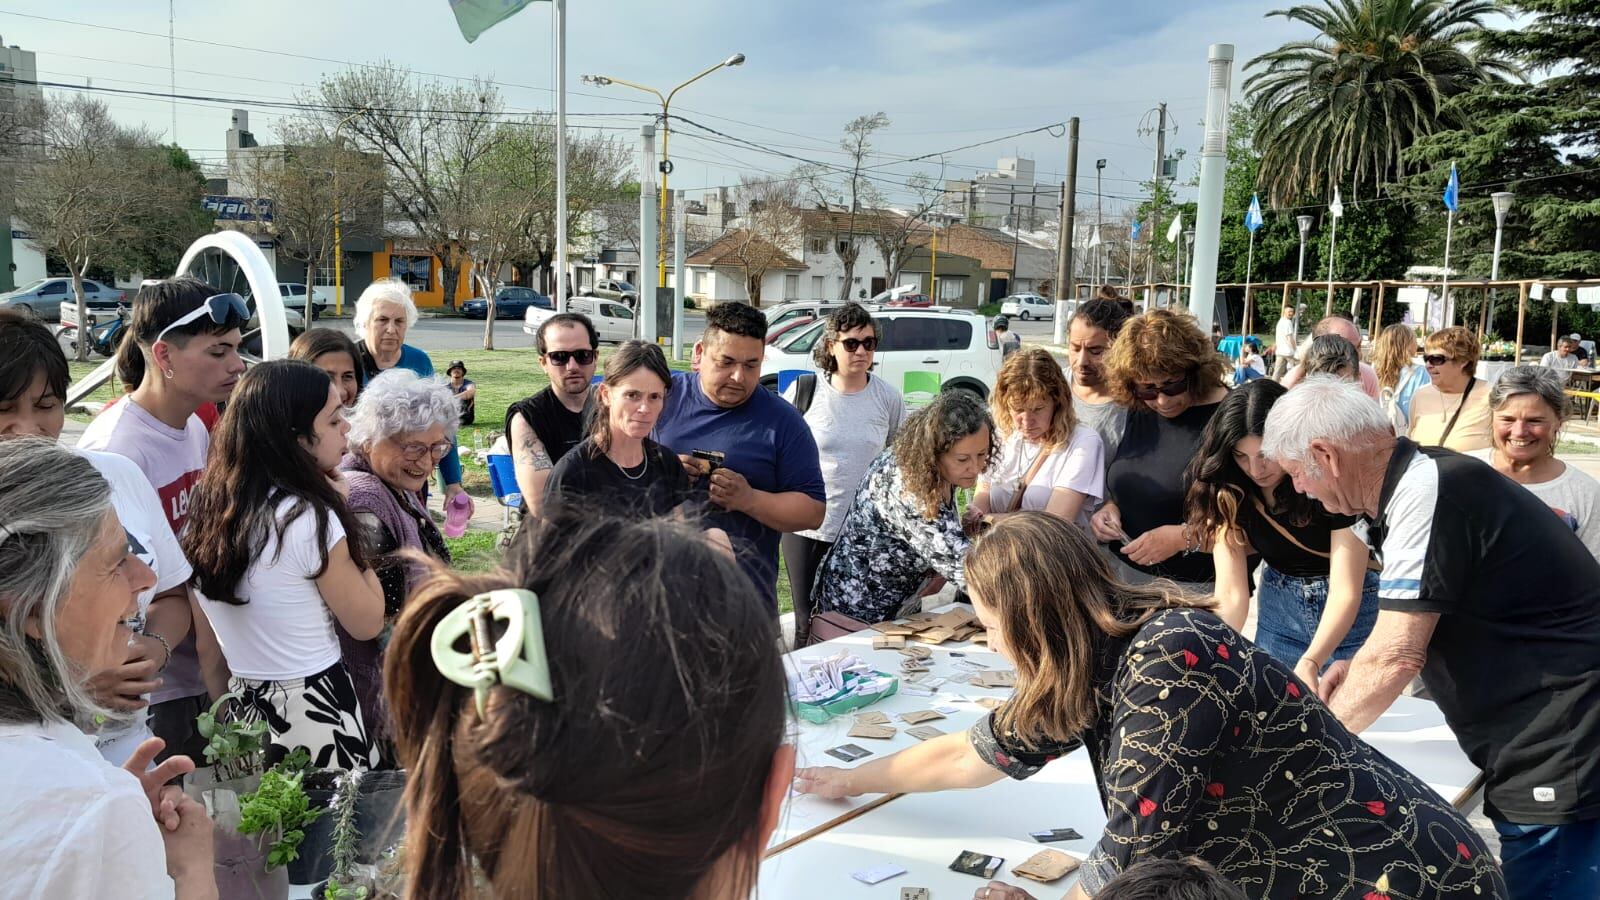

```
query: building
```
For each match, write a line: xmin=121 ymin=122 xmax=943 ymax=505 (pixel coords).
xmin=684 ymin=229 xmax=805 ymax=305
xmin=901 ymin=246 xmax=987 ymax=308
xmin=943 ymin=157 xmax=1061 ymax=232
xmin=938 ymin=223 xmax=1057 ymax=301
xmin=0 ymin=35 xmax=40 ymax=292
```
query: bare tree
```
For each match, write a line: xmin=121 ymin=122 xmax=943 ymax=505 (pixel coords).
xmin=312 ymin=64 xmax=502 ymax=309
xmin=512 ymin=128 xmax=631 ymax=297
xmin=799 ymin=112 xmax=889 ymax=301
xmin=730 ymin=175 xmax=803 ymax=305
xmin=869 ymin=171 xmax=944 ymax=288
xmin=470 ymin=121 xmax=545 ymax=349
xmin=14 ymin=95 xmax=203 ymax=358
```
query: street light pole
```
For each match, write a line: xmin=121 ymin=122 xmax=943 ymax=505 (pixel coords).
xmin=583 ymin=53 xmax=745 ymax=291
xmin=1183 ymin=228 xmax=1195 ymax=308
xmin=1490 ymin=191 xmax=1514 ymax=331
xmin=331 ymin=106 xmax=368 ymax=318
xmin=1095 ymin=158 xmax=1106 ymax=290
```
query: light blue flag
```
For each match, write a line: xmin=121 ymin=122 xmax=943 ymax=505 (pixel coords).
xmin=451 ymin=0 xmax=542 ymax=43
xmin=1245 ymin=194 xmax=1265 ymax=233
xmin=1443 ymin=162 xmax=1460 ymax=213
xmin=1131 ymin=221 xmax=1142 ymax=241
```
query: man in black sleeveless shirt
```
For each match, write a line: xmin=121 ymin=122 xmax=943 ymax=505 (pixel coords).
xmin=505 ymin=313 xmax=597 ymax=517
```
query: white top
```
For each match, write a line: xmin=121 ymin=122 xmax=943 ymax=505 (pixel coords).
xmin=199 ymin=497 xmax=348 ymax=681
xmin=0 ymin=720 xmax=174 ymax=898
xmin=980 ymin=424 xmax=1105 ymax=529
xmin=1540 ymin=351 xmax=1579 ymax=373
xmin=784 ymin=373 xmax=904 ymax=542
xmin=1275 ymin=316 xmax=1296 ymax=356
xmin=78 ymin=450 xmax=192 ymax=765
xmin=1467 ymin=450 xmax=1600 ymax=560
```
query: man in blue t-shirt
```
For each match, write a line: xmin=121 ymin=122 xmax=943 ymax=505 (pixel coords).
xmin=654 ymin=301 xmax=825 ymax=607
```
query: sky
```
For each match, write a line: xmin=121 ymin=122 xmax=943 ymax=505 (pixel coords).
xmin=0 ymin=0 xmax=1310 ymax=218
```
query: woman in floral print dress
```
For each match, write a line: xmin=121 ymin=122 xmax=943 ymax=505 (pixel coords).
xmin=796 ymin=512 xmax=1505 ymax=900
xmin=810 ymin=389 xmax=996 ymax=626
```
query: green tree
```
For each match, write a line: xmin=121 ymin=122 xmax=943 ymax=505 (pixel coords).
xmin=1245 ymin=0 xmax=1515 ymax=205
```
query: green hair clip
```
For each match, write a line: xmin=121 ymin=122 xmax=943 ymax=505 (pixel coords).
xmin=430 ymin=588 xmax=554 ymax=717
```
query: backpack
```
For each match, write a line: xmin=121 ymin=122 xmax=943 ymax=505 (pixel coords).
xmin=792 ymin=373 xmax=819 ymax=415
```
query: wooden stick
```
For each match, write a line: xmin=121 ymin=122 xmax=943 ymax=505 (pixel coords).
xmin=1515 ymin=281 xmax=1528 ymax=365
xmin=765 ymin=792 xmax=903 ymax=857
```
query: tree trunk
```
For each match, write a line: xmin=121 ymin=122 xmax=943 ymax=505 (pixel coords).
xmin=747 ymin=270 xmax=762 ymax=306
xmin=71 ymin=265 xmax=89 ymax=362
xmin=438 ymin=243 xmax=462 ymax=310
xmin=480 ymin=270 xmax=496 ymax=351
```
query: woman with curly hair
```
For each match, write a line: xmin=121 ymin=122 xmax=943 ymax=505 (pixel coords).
xmin=1371 ymin=323 xmax=1429 ymax=430
xmin=1089 ymin=308 xmax=1228 ymax=589
xmin=1409 ymin=326 xmax=1491 ymax=451
xmin=967 ymin=348 xmax=1103 ymax=532
xmin=1185 ymin=379 xmax=1378 ymax=692
xmin=811 ymin=389 xmax=994 ymax=626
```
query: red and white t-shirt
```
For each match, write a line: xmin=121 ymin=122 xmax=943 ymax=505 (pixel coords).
xmin=79 ymin=399 xmax=209 ymax=534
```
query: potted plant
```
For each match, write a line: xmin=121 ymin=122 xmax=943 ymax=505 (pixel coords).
xmin=238 ymin=753 xmax=323 ymax=874
xmin=186 ymin=693 xmax=288 ymax=900
xmin=297 ymin=766 xmax=408 ymax=891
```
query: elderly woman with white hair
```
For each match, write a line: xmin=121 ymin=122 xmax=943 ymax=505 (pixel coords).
xmin=352 ymin=277 xmax=472 ymax=517
xmin=1263 ymin=375 xmax=1600 ymax=899
xmin=1469 ymin=365 xmax=1600 ymax=560
xmin=0 ymin=438 xmax=218 ymax=899
xmin=337 ymin=367 xmax=456 ymax=755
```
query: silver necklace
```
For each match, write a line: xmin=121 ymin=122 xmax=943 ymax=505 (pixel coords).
xmin=612 ymin=449 xmax=649 ymax=480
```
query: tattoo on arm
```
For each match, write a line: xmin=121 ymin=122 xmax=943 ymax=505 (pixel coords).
xmin=517 ymin=434 xmax=553 ymax=470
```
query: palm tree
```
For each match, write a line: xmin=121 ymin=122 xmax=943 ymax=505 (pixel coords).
xmin=1245 ymin=0 xmax=1516 ymax=205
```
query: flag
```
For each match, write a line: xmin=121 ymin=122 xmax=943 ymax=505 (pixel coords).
xmin=1245 ymin=194 xmax=1264 ymax=233
xmin=1089 ymin=225 xmax=1102 ymax=248
xmin=1443 ymin=162 xmax=1460 ymax=213
xmin=1166 ymin=214 xmax=1183 ymax=243
xmin=451 ymin=0 xmax=541 ymax=43
xmin=1131 ymin=221 xmax=1142 ymax=241
xmin=1329 ymin=188 xmax=1344 ymax=220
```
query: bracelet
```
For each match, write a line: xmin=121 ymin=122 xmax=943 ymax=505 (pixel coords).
xmin=1181 ymin=525 xmax=1200 ymax=556
xmin=1299 ymin=655 xmax=1323 ymax=669
xmin=147 ymin=632 xmax=173 ymax=673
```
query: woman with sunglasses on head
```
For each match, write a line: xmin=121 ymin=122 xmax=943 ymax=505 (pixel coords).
xmin=1408 ymin=326 xmax=1492 ymax=452
xmin=289 ymin=327 xmax=365 ymax=408
xmin=79 ymin=277 xmax=249 ymax=763
xmin=1089 ymin=309 xmax=1229 ymax=590
xmin=1186 ymin=379 xmax=1379 ymax=692
xmin=780 ymin=303 xmax=903 ymax=647
xmin=181 ymin=359 xmax=384 ymax=771
xmin=336 ymin=368 xmax=456 ymax=757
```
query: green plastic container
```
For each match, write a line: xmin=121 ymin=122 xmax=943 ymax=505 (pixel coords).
xmin=793 ymin=670 xmax=899 ymax=724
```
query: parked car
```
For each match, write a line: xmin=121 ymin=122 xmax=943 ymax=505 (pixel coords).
xmin=999 ymin=293 xmax=1055 ymax=321
xmin=461 ymin=286 xmax=553 ymax=320
xmin=588 ymin=278 xmax=639 ymax=308
xmin=274 ymin=283 xmax=331 ymax=315
xmin=0 ymin=277 xmax=126 ymax=321
xmin=765 ymin=301 xmax=842 ymax=337
xmin=524 ymin=296 xmax=637 ymax=344
xmin=762 ymin=308 xmax=1001 ymax=400
xmin=766 ymin=315 xmax=817 ymax=345
xmin=884 ymin=292 xmax=933 ymax=308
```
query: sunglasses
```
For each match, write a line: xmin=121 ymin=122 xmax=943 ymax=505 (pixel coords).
xmin=543 ymin=349 xmax=597 ymax=367
xmin=156 ymin=293 xmax=250 ymax=343
xmin=398 ymin=440 xmax=454 ymax=462
xmin=839 ymin=337 xmax=878 ymax=353
xmin=1422 ymin=354 xmax=1453 ymax=367
xmin=1132 ymin=375 xmax=1190 ymax=402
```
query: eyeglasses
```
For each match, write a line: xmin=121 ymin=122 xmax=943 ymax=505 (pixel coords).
xmin=839 ymin=337 xmax=878 ymax=353
xmin=543 ymin=349 xmax=597 ymax=367
xmin=1131 ymin=375 xmax=1190 ymax=402
xmin=155 ymin=293 xmax=250 ymax=343
xmin=1422 ymin=354 xmax=1453 ymax=367
xmin=397 ymin=440 xmax=454 ymax=462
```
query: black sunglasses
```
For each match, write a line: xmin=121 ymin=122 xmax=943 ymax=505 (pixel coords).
xmin=543 ymin=349 xmax=597 ymax=366
xmin=156 ymin=292 xmax=250 ymax=342
xmin=839 ymin=337 xmax=878 ymax=353
xmin=1422 ymin=354 xmax=1453 ymax=367
xmin=1132 ymin=375 xmax=1190 ymax=402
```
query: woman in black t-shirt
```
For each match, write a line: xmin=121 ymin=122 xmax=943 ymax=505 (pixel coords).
xmin=1089 ymin=309 xmax=1229 ymax=589
xmin=1186 ymin=379 xmax=1378 ymax=693
xmin=544 ymin=341 xmax=691 ymax=519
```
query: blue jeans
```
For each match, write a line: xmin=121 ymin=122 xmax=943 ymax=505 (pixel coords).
xmin=1254 ymin=565 xmax=1379 ymax=668
xmin=1493 ymin=817 xmax=1600 ymax=900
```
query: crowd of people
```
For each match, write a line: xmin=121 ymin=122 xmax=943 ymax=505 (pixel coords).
xmin=1 ymin=279 xmax=1597 ymax=900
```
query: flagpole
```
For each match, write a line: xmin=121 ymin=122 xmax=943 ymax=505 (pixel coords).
xmin=1325 ymin=212 xmax=1338 ymax=319
xmin=554 ymin=0 xmax=569 ymax=312
xmin=1439 ymin=210 xmax=1454 ymax=330
xmin=1241 ymin=228 xmax=1255 ymax=372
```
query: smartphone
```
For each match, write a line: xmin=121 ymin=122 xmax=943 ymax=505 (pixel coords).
xmin=691 ymin=449 xmax=725 ymax=472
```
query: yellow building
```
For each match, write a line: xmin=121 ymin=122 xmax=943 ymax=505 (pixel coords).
xmin=372 ymin=239 xmax=477 ymax=309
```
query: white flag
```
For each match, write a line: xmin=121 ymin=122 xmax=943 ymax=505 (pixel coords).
xmin=1089 ymin=225 xmax=1102 ymax=248
xmin=1166 ymin=215 xmax=1183 ymax=243
xmin=1329 ymin=188 xmax=1344 ymax=220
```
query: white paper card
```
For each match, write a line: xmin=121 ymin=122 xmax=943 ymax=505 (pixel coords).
xmin=852 ymin=863 xmax=908 ymax=885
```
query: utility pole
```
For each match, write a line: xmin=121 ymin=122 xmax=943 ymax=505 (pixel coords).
xmin=672 ymin=189 xmax=687 ymax=359
xmin=638 ymin=124 xmax=658 ymax=342
xmin=1053 ymin=117 xmax=1079 ymax=345
xmin=1144 ymin=103 xmax=1167 ymax=303
xmin=1188 ymin=44 xmax=1235 ymax=333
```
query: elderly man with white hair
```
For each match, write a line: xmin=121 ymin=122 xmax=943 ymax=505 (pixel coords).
xmin=1262 ymin=374 xmax=1600 ymax=899
xmin=352 ymin=277 xmax=472 ymax=518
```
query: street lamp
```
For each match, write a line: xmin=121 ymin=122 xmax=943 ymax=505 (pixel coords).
xmin=1295 ymin=214 xmax=1313 ymax=281
xmin=583 ymin=53 xmax=746 ymax=289
xmin=1183 ymin=228 xmax=1195 ymax=306
xmin=1489 ymin=191 xmax=1514 ymax=329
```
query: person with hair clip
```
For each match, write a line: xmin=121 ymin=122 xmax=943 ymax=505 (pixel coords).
xmin=968 ymin=347 xmax=1103 ymax=532
xmin=0 ymin=439 xmax=218 ymax=900
xmin=1186 ymin=379 xmax=1379 ymax=691
xmin=181 ymin=359 xmax=385 ymax=771
xmin=796 ymin=513 xmax=1505 ymax=900
xmin=382 ymin=507 xmax=793 ymax=899
xmin=544 ymin=340 xmax=692 ymax=518
xmin=289 ymin=327 xmax=365 ymax=408
xmin=79 ymin=276 xmax=248 ymax=762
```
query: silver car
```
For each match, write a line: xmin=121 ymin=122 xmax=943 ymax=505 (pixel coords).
xmin=0 ymin=277 xmax=127 ymax=321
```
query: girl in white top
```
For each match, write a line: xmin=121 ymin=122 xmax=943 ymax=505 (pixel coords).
xmin=182 ymin=360 xmax=385 ymax=771
xmin=1469 ymin=366 xmax=1600 ymax=560
xmin=0 ymin=440 xmax=216 ymax=900
xmin=969 ymin=348 xmax=1104 ymax=531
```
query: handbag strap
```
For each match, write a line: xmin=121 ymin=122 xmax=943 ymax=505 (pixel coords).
xmin=1006 ymin=443 xmax=1054 ymax=513
xmin=1249 ymin=495 xmax=1382 ymax=572
xmin=1435 ymin=376 xmax=1477 ymax=447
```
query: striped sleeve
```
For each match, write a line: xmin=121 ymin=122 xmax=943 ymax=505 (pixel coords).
xmin=1377 ymin=458 xmax=1443 ymax=610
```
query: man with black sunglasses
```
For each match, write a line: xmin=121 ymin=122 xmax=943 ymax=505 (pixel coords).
xmin=505 ymin=313 xmax=599 ymax=518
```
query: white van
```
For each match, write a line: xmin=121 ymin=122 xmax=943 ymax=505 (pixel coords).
xmin=523 ymin=297 xmax=637 ymax=344
xmin=761 ymin=308 xmax=1002 ymax=400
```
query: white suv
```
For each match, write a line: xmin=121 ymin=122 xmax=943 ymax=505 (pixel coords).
xmin=999 ymin=292 xmax=1054 ymax=321
xmin=761 ymin=308 xmax=1002 ymax=400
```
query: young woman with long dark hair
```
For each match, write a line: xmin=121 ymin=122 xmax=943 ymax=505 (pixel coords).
xmin=181 ymin=359 xmax=385 ymax=770
xmin=1185 ymin=379 xmax=1379 ymax=691
xmin=289 ymin=327 xmax=364 ymax=408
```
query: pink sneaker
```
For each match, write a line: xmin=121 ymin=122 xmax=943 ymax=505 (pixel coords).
xmin=443 ymin=492 xmax=473 ymax=538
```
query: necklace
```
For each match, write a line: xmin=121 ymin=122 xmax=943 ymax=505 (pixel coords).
xmin=612 ymin=449 xmax=649 ymax=480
